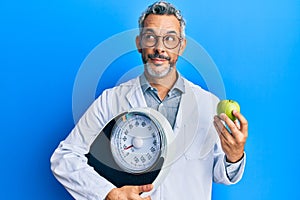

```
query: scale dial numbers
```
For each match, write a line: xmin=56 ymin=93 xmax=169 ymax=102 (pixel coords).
xmin=110 ymin=113 xmax=162 ymax=174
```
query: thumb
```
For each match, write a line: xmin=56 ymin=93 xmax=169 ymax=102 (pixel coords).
xmin=137 ymin=184 xmax=153 ymax=193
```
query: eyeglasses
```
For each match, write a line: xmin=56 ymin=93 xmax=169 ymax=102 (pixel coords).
xmin=141 ymin=33 xmax=182 ymax=49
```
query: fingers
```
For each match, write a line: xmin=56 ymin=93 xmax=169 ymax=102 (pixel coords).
xmin=106 ymin=184 xmax=153 ymax=200
xmin=234 ymin=119 xmax=240 ymax=129
xmin=233 ymin=110 xmax=248 ymax=137
xmin=214 ymin=120 xmax=230 ymax=146
xmin=137 ymin=184 xmax=153 ymax=193
xmin=136 ymin=184 xmax=153 ymax=200
xmin=214 ymin=114 xmax=234 ymax=141
xmin=217 ymin=111 xmax=247 ymax=140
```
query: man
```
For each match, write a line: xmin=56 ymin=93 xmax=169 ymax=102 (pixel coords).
xmin=51 ymin=1 xmax=248 ymax=200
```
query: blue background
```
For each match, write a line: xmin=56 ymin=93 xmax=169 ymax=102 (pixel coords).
xmin=1 ymin=0 xmax=299 ymax=199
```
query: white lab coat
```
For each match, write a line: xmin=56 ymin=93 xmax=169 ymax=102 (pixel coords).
xmin=50 ymin=76 xmax=245 ymax=200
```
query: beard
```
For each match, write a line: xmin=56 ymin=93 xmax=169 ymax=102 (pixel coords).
xmin=145 ymin=62 xmax=174 ymax=78
xmin=142 ymin=52 xmax=176 ymax=78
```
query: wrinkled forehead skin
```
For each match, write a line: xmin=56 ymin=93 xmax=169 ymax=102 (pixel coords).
xmin=141 ymin=14 xmax=181 ymax=37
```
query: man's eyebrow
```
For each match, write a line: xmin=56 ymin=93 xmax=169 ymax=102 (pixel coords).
xmin=166 ymin=30 xmax=178 ymax=35
xmin=142 ymin=29 xmax=179 ymax=35
xmin=142 ymin=28 xmax=155 ymax=33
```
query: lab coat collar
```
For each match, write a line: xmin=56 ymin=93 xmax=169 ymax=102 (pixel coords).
xmin=125 ymin=76 xmax=148 ymax=108
xmin=139 ymin=73 xmax=186 ymax=94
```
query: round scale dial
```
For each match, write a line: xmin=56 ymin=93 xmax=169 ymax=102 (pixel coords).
xmin=110 ymin=112 xmax=162 ymax=174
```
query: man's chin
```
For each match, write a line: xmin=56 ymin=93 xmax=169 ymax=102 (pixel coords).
xmin=145 ymin=63 xmax=173 ymax=78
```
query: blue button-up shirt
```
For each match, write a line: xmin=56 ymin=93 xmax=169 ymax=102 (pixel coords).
xmin=140 ymin=73 xmax=185 ymax=128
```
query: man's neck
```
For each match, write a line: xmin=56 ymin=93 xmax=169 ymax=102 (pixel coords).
xmin=145 ymin=69 xmax=178 ymax=100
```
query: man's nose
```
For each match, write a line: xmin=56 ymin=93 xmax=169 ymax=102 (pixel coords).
xmin=154 ymin=37 xmax=165 ymax=52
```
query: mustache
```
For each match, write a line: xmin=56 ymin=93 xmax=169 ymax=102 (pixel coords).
xmin=148 ymin=53 xmax=171 ymax=61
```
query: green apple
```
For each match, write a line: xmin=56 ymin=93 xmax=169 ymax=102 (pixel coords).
xmin=217 ymin=100 xmax=240 ymax=121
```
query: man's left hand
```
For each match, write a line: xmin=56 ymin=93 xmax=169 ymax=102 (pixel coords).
xmin=213 ymin=110 xmax=248 ymax=163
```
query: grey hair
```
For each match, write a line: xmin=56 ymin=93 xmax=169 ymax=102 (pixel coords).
xmin=138 ymin=1 xmax=186 ymax=38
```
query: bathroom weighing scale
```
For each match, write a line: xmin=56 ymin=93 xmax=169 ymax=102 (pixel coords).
xmin=86 ymin=107 xmax=174 ymax=194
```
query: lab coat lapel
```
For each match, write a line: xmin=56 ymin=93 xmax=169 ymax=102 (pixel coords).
xmin=173 ymin=82 xmax=199 ymax=135
xmin=125 ymin=77 xmax=147 ymax=108
xmin=169 ymin=82 xmax=200 ymax=160
xmin=171 ymin=80 xmax=218 ymax=160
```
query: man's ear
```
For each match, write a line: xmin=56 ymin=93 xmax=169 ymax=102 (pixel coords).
xmin=136 ymin=36 xmax=142 ymax=53
xmin=178 ymin=38 xmax=187 ymax=56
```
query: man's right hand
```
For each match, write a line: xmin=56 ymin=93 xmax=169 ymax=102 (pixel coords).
xmin=106 ymin=184 xmax=153 ymax=200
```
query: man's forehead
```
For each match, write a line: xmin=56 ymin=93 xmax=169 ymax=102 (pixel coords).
xmin=142 ymin=14 xmax=181 ymax=34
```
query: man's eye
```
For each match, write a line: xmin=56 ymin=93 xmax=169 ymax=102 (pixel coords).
xmin=145 ymin=34 xmax=155 ymax=40
xmin=143 ymin=34 xmax=155 ymax=40
xmin=165 ymin=35 xmax=176 ymax=42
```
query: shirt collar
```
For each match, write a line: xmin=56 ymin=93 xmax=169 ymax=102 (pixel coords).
xmin=139 ymin=72 xmax=185 ymax=94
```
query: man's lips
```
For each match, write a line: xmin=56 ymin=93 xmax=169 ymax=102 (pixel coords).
xmin=152 ymin=58 xmax=166 ymax=62
xmin=150 ymin=58 xmax=167 ymax=65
